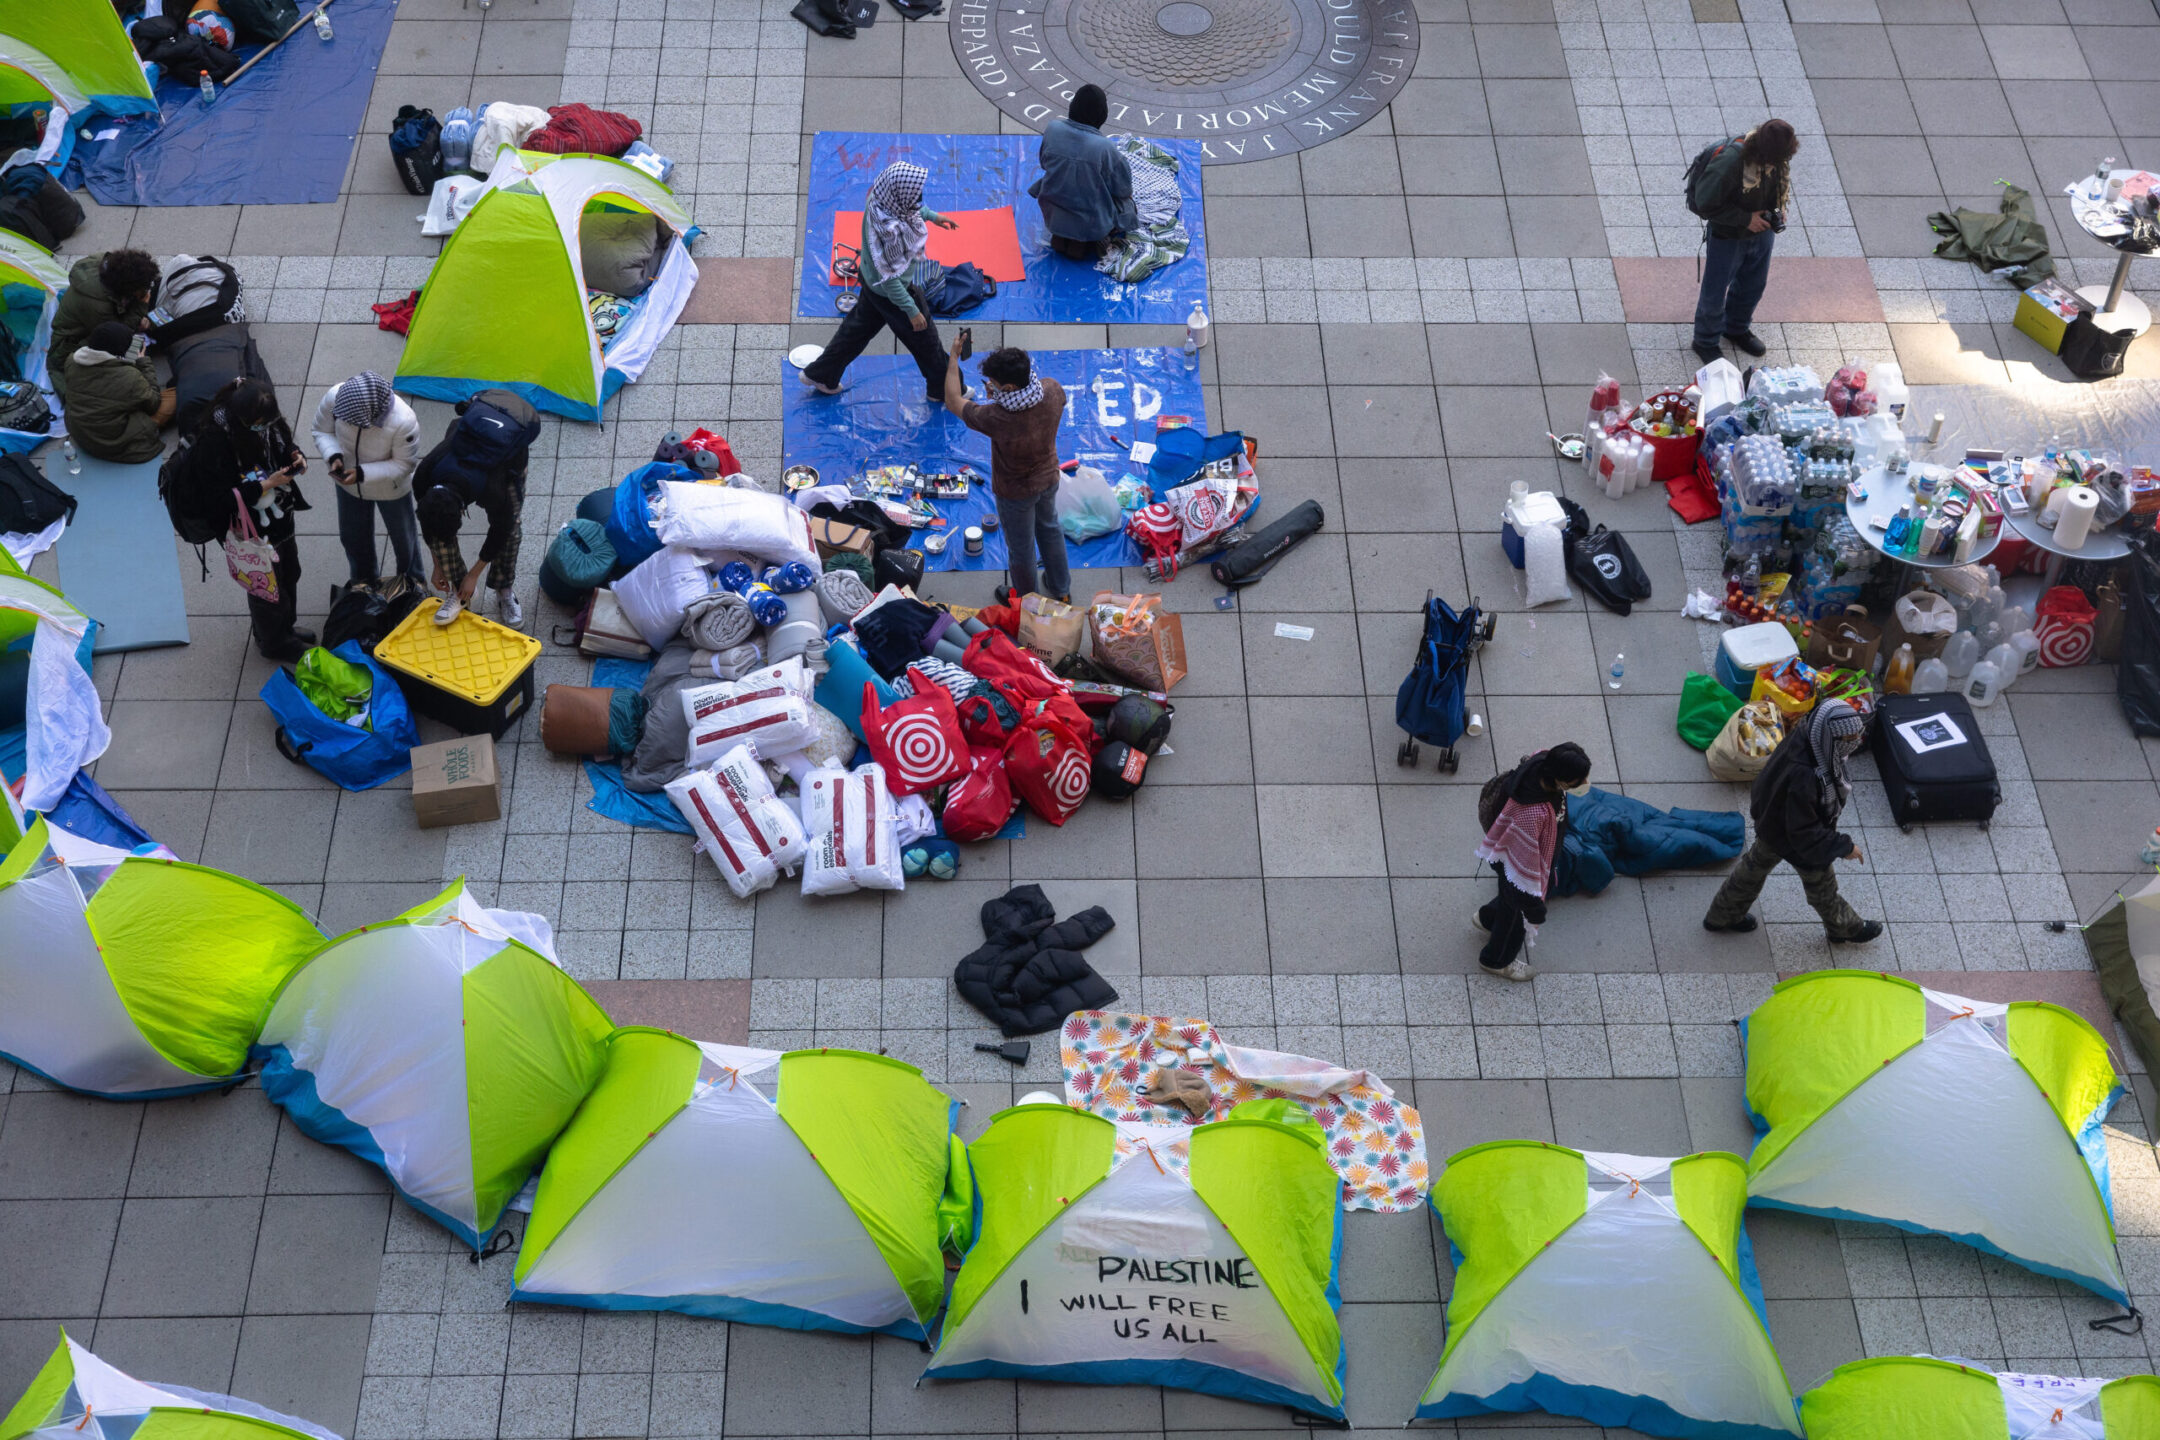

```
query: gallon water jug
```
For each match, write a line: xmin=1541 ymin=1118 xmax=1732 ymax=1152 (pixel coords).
xmin=1913 ymin=657 xmax=1949 ymax=693
xmin=1942 ymin=629 xmax=1981 ymax=678
xmin=1873 ymin=358 xmax=1909 ymax=422
xmin=2002 ymin=604 xmax=2033 ymax=638
xmin=1965 ymin=656 xmax=2003 ymax=708
xmin=1985 ymin=642 xmax=2019 ymax=692
xmin=439 ymin=106 xmax=475 ymax=172
xmin=2008 ymin=628 xmax=2042 ymax=676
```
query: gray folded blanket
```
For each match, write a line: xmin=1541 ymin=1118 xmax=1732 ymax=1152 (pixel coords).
xmin=765 ymin=588 xmax=825 ymax=663
xmin=681 ymin=591 xmax=755 ymax=651
xmin=689 ymin=642 xmax=766 ymax=681
xmin=815 ymin=568 xmax=874 ymax=627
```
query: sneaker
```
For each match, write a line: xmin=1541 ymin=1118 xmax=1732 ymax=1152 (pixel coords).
xmin=799 ymin=373 xmax=841 ymax=396
xmin=1481 ymin=958 xmax=1534 ymax=982
xmin=1703 ymin=913 xmax=1759 ymax=933
xmin=433 ymin=595 xmax=463 ymax=626
xmin=1827 ymin=919 xmax=1885 ymax=944
xmin=497 ymin=590 xmax=523 ymax=627
xmin=1691 ymin=338 xmax=1724 ymax=365
xmin=1725 ymin=330 xmax=1768 ymax=357
xmin=1470 ymin=913 xmax=1491 ymax=937
xmin=256 ymin=632 xmax=310 ymax=663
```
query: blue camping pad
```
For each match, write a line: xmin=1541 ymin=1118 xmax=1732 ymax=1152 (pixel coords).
xmin=797 ymin=131 xmax=1208 ymax=324
xmin=780 ymin=347 xmax=1206 ymax=573
xmin=65 ymin=0 xmax=397 ymax=207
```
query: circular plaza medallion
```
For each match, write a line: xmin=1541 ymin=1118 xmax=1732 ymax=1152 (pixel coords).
xmin=950 ymin=0 xmax=1419 ymax=163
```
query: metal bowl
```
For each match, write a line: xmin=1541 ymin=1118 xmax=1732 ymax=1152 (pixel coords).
xmin=781 ymin=465 xmax=820 ymax=491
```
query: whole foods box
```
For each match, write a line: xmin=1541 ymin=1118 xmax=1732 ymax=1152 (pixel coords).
xmin=410 ymin=735 xmax=501 ymax=828
xmin=2014 ymin=278 xmax=2085 ymax=354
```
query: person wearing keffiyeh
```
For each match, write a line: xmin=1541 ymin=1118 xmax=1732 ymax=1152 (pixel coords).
xmin=942 ymin=345 xmax=1071 ymax=602
xmin=1472 ymin=744 xmax=1593 ymax=980
xmin=309 ymin=370 xmax=423 ymax=587
xmin=1703 ymin=698 xmax=1882 ymax=944
xmin=800 ymin=161 xmax=960 ymax=402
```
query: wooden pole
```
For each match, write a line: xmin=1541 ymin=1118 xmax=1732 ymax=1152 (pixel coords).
xmin=218 ymin=0 xmax=337 ymax=92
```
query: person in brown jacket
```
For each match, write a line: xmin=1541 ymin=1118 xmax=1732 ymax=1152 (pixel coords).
xmin=942 ymin=346 xmax=1070 ymax=601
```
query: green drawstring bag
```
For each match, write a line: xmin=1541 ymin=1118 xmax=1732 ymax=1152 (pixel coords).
xmin=1677 ymin=671 xmax=1744 ymax=751
xmin=293 ymin=646 xmax=375 ymax=729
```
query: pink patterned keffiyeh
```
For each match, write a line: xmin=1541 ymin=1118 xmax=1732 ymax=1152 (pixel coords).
xmin=1474 ymin=798 xmax=1559 ymax=899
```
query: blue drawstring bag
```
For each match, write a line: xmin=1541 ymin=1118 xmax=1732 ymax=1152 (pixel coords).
xmin=260 ymin=641 xmax=419 ymax=791
xmin=604 ymin=462 xmax=698 ymax=570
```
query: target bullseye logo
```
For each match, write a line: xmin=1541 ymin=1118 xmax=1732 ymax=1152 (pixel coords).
xmin=883 ymin=708 xmax=958 ymax=790
xmin=1050 ymin=746 xmax=1091 ymax=811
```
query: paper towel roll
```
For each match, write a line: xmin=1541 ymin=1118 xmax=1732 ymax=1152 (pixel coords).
xmin=2056 ymin=484 xmax=2100 ymax=550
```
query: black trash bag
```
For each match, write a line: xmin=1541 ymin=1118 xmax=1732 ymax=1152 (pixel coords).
xmin=1557 ymin=496 xmax=1652 ymax=616
xmin=2119 ymin=527 xmax=2160 ymax=735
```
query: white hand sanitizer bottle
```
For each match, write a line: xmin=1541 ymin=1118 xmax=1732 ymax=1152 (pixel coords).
xmin=1186 ymin=300 xmax=1210 ymax=351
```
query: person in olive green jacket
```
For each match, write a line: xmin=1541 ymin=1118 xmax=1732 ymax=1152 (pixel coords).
xmin=64 ymin=321 xmax=174 ymax=464
xmin=50 ymin=249 xmax=160 ymax=402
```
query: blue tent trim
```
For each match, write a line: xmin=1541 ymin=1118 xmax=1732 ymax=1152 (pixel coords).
xmin=255 ymin=1043 xmax=487 ymax=1251
xmin=395 ymin=374 xmax=600 ymax=425
xmin=923 ymin=1355 xmax=1341 ymax=1420
xmin=0 ymin=1045 xmax=233 ymax=1101
xmin=1744 ymin=1195 xmax=2127 ymax=1306
xmin=1416 ymin=1374 xmax=1797 ymax=1438
xmin=505 ymin=1283 xmax=929 ymax=1341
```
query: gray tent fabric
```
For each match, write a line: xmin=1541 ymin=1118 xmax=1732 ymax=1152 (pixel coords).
xmin=2083 ymin=899 xmax=2160 ymax=1081
xmin=1927 ymin=183 xmax=2057 ymax=288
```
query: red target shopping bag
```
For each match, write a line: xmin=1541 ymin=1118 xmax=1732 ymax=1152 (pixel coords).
xmin=1005 ymin=712 xmax=1092 ymax=826
xmin=2034 ymin=585 xmax=2097 ymax=667
xmin=942 ymin=746 xmax=1017 ymax=842
xmin=861 ymin=679 xmax=967 ymax=795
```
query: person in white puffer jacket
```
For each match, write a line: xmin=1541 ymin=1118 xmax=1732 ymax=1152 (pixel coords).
xmin=311 ymin=372 xmax=424 ymax=587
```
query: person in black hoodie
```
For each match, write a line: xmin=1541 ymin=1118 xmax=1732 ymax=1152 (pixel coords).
xmin=1702 ymin=698 xmax=1882 ymax=943
xmin=166 ymin=377 xmax=314 ymax=661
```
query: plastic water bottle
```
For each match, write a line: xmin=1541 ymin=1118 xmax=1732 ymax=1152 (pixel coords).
xmin=1964 ymin=655 xmax=2002 ymax=708
xmin=198 ymin=70 xmax=215 ymax=104
xmin=1607 ymin=653 xmax=1625 ymax=690
xmin=1913 ymin=656 xmax=1949 ymax=693
xmin=1942 ymin=630 xmax=1980 ymax=678
xmin=439 ymin=106 xmax=475 ymax=173
xmin=1984 ymin=641 xmax=2020 ymax=692
xmin=61 ymin=438 xmax=79 ymax=475
xmin=313 ymin=7 xmax=333 ymax=39
xmin=2008 ymin=628 xmax=2041 ymax=677
xmin=2142 ymin=826 xmax=2160 ymax=870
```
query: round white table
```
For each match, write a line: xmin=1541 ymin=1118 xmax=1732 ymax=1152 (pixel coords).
xmin=1844 ymin=463 xmax=2003 ymax=572
xmin=2070 ymin=170 xmax=2159 ymax=338
xmin=2002 ymin=502 xmax=2134 ymax=586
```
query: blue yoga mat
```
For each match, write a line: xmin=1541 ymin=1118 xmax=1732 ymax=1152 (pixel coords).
xmin=780 ymin=347 xmax=1206 ymax=573
xmin=798 ymin=132 xmax=1208 ymax=324
xmin=65 ymin=0 xmax=398 ymax=207
xmin=52 ymin=451 xmax=190 ymax=654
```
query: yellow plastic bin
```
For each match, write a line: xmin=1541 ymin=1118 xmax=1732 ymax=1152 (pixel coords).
xmin=373 ymin=606 xmax=542 ymax=737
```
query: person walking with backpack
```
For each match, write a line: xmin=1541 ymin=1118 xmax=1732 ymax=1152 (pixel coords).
xmin=310 ymin=372 xmax=424 ymax=589
xmin=1685 ymin=120 xmax=1798 ymax=366
xmin=412 ymin=389 xmax=541 ymax=628
xmin=799 ymin=161 xmax=960 ymax=401
xmin=1702 ymin=699 xmax=1883 ymax=944
xmin=1472 ymin=744 xmax=1593 ymax=981
xmin=161 ymin=377 xmax=314 ymax=661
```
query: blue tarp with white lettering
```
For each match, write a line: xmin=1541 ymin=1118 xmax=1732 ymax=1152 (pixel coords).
xmin=780 ymin=347 xmax=1205 ymax=573
xmin=797 ymin=131 xmax=1208 ymax=324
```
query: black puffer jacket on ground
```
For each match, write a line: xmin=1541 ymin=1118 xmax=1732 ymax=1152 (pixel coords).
xmin=954 ymin=883 xmax=1119 ymax=1037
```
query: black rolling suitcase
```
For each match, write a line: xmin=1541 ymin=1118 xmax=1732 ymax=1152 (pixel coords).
xmin=1869 ymin=692 xmax=2000 ymax=830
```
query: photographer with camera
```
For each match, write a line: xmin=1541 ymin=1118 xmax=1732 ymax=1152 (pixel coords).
xmin=1685 ymin=120 xmax=1798 ymax=367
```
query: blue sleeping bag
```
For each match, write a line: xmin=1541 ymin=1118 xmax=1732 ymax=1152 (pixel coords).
xmin=259 ymin=641 xmax=419 ymax=791
xmin=1551 ymin=787 xmax=1746 ymax=897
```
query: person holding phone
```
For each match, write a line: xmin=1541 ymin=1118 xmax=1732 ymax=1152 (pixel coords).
xmin=799 ymin=161 xmax=959 ymax=401
xmin=61 ymin=320 xmax=174 ymax=463
xmin=164 ymin=377 xmax=316 ymax=660
xmin=309 ymin=371 xmax=423 ymax=588
xmin=943 ymin=344 xmax=1071 ymax=603
xmin=1687 ymin=119 xmax=1798 ymax=366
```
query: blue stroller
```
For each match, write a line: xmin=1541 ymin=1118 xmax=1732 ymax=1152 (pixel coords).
xmin=1394 ymin=591 xmax=1494 ymax=773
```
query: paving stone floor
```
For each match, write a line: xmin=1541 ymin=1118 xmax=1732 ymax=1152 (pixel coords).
xmin=6 ymin=0 xmax=2160 ymax=1434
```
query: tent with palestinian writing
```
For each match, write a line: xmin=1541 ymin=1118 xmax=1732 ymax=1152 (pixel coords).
xmin=511 ymin=1032 xmax=967 ymax=1340
xmin=1741 ymin=970 xmax=2128 ymax=1304
xmin=0 ymin=814 xmax=321 ymax=1099
xmin=254 ymin=878 xmax=612 ymax=1250
xmin=1799 ymin=1356 xmax=2160 ymax=1439
xmin=1414 ymin=1143 xmax=1800 ymax=1439
xmin=923 ymin=1102 xmax=1346 ymax=1422
xmin=2 ymin=1332 xmax=343 ymax=1440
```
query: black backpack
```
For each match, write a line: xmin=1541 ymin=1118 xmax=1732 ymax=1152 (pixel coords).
xmin=0 ymin=453 xmax=74 ymax=532
xmin=389 ymin=106 xmax=443 ymax=197
xmin=149 ymin=256 xmax=244 ymax=348
xmin=157 ymin=439 xmax=227 ymax=547
xmin=0 ymin=379 xmax=53 ymax=436
xmin=322 ymin=577 xmax=426 ymax=653
xmin=1683 ymin=136 xmax=1743 ymax=219
xmin=0 ymin=166 xmax=83 ymax=251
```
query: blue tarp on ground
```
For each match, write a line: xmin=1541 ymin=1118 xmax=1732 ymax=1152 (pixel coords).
xmin=62 ymin=0 xmax=397 ymax=207
xmin=780 ymin=347 xmax=1205 ymax=573
xmin=797 ymin=131 xmax=1208 ymax=324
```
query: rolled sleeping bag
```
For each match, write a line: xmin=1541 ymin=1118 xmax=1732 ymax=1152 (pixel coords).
xmin=1210 ymin=498 xmax=1325 ymax=588
xmin=764 ymin=588 xmax=825 ymax=664
xmin=541 ymin=685 xmax=614 ymax=756
xmin=606 ymin=689 xmax=647 ymax=758
xmin=575 ymin=487 xmax=615 ymax=527
xmin=540 ymin=519 xmax=616 ymax=606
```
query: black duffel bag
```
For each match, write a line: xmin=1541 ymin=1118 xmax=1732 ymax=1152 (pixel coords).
xmin=1210 ymin=498 xmax=1324 ymax=587
xmin=1557 ymin=496 xmax=1652 ymax=615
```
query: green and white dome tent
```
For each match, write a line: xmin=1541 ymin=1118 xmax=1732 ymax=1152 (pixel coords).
xmin=511 ymin=1030 xmax=968 ymax=1339
xmin=1413 ymin=1142 xmax=1801 ymax=1438
xmin=924 ymin=1102 xmax=1347 ymax=1422
xmin=254 ymin=879 xmax=613 ymax=1251
xmin=1799 ymin=1356 xmax=2160 ymax=1439
xmin=1740 ymin=970 xmax=2128 ymax=1305
xmin=3 ymin=1331 xmax=342 ymax=1440
xmin=0 ymin=814 xmax=324 ymax=1098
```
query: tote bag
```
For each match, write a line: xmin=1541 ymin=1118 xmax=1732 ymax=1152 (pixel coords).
xmin=223 ymin=488 xmax=280 ymax=603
